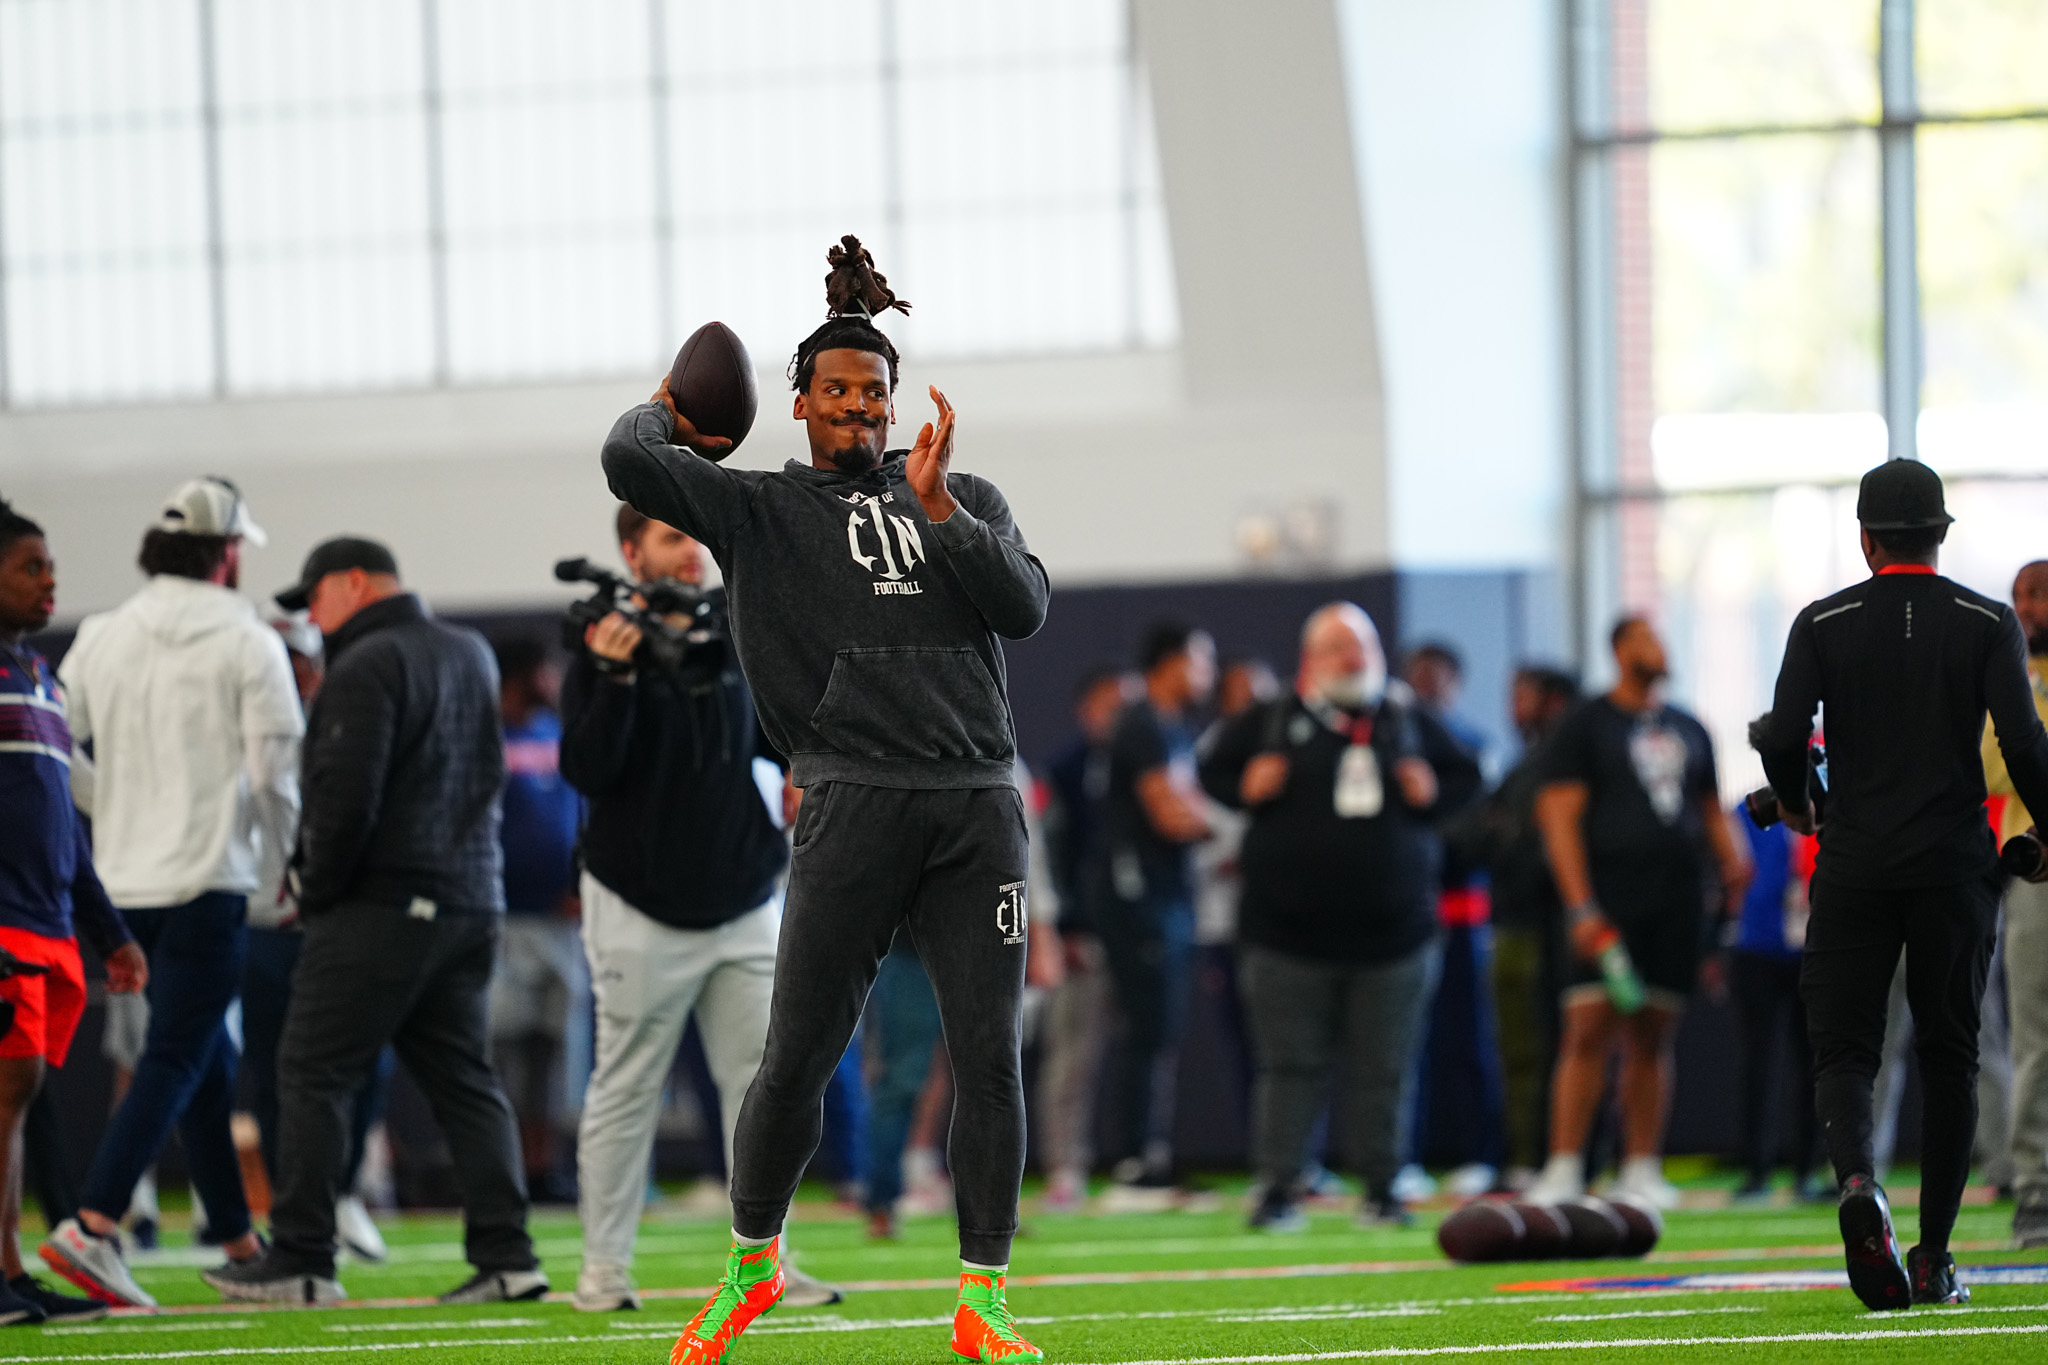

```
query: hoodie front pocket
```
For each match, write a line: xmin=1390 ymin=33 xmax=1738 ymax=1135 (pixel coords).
xmin=810 ymin=647 xmax=1011 ymax=762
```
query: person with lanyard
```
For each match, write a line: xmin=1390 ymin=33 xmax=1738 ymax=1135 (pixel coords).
xmin=1754 ymin=460 xmax=2048 ymax=1309
xmin=1199 ymin=602 xmax=1441 ymax=1231
xmin=1989 ymin=559 xmax=2048 ymax=1248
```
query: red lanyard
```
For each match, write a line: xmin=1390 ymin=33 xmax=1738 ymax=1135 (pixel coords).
xmin=1877 ymin=564 xmax=1936 ymax=576
xmin=1347 ymin=714 xmax=1374 ymax=747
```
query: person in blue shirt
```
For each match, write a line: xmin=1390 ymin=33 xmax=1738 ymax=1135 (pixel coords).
xmin=1728 ymin=805 xmax=1826 ymax=1202
xmin=489 ymin=637 xmax=587 ymax=1204
xmin=0 ymin=496 xmax=146 ymax=1324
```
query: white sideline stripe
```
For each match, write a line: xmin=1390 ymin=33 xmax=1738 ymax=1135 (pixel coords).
xmin=322 ymin=1318 xmax=541 ymax=1332
xmin=1536 ymin=1308 xmax=1762 ymax=1322
xmin=10 ymin=1320 xmax=2048 ymax=1363
xmin=44 ymin=1323 xmax=257 ymax=1336
xmin=1071 ymin=1323 xmax=2048 ymax=1363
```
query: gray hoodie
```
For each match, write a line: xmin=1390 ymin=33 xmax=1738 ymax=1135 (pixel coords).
xmin=602 ymin=402 xmax=1049 ymax=791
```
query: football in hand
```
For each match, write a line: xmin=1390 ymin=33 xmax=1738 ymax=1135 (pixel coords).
xmin=667 ymin=321 xmax=758 ymax=461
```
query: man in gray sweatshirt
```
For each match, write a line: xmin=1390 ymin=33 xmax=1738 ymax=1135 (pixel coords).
xmin=603 ymin=239 xmax=1051 ymax=1365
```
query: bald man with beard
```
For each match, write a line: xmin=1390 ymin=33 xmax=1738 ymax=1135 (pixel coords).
xmin=1198 ymin=603 xmax=1442 ymax=1232
xmin=1987 ymin=560 xmax=2048 ymax=1247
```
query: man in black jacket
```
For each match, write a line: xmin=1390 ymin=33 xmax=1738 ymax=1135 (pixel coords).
xmin=1200 ymin=602 xmax=1441 ymax=1231
xmin=563 ymin=505 xmax=832 ymax=1313
xmin=603 ymin=240 xmax=1050 ymax=1364
xmin=205 ymin=537 xmax=542 ymax=1306
xmin=1755 ymin=460 xmax=2048 ymax=1310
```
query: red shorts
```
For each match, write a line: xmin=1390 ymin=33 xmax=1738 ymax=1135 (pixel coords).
xmin=0 ymin=928 xmax=87 ymax=1067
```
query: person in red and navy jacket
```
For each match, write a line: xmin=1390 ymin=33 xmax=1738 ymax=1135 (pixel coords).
xmin=0 ymin=496 xmax=145 ymax=1324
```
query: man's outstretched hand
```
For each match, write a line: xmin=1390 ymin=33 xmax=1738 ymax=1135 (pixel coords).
xmin=652 ymin=377 xmax=733 ymax=458
xmin=907 ymin=386 xmax=959 ymax=524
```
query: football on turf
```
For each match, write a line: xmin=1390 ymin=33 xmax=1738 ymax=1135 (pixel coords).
xmin=1437 ymin=1199 xmax=1527 ymax=1264
xmin=1609 ymin=1195 xmax=1663 ymax=1257
xmin=1557 ymin=1197 xmax=1628 ymax=1258
xmin=666 ymin=321 xmax=758 ymax=461
xmin=1510 ymin=1201 xmax=1572 ymax=1260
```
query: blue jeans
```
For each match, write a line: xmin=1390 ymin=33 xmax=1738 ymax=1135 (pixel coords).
xmin=815 ymin=1022 xmax=869 ymax=1188
xmin=1098 ymin=895 xmax=1196 ymax=1176
xmin=863 ymin=941 xmax=944 ymax=1212
xmin=82 ymin=892 xmax=251 ymax=1240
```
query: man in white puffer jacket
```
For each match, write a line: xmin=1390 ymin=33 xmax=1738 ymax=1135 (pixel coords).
xmin=38 ymin=479 xmax=302 ymax=1309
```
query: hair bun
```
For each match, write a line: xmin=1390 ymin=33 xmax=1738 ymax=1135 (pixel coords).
xmin=824 ymin=235 xmax=911 ymax=319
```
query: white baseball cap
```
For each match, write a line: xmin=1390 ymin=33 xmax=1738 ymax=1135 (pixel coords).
xmin=156 ymin=476 xmax=266 ymax=546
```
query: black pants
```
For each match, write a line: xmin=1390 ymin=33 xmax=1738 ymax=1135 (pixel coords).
xmin=1802 ymin=874 xmax=1999 ymax=1251
xmin=242 ymin=926 xmax=391 ymax=1187
xmin=1731 ymin=950 xmax=1820 ymax=1184
xmin=1096 ymin=895 xmax=1194 ymax=1178
xmin=730 ymin=783 xmax=1028 ymax=1266
xmin=271 ymin=904 xmax=535 ymax=1278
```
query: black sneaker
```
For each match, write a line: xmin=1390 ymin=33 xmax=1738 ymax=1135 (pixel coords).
xmin=1248 ymin=1190 xmax=1307 ymax=1234
xmin=1907 ymin=1245 xmax=1970 ymax=1305
xmin=200 ymin=1250 xmax=345 ymax=1305
xmin=1358 ymin=1190 xmax=1413 ymax=1228
xmin=1838 ymin=1174 xmax=1911 ymax=1311
xmin=8 ymin=1274 xmax=102 ymax=1323
xmin=437 ymin=1268 xmax=550 ymax=1304
xmin=0 ymin=1281 xmax=44 ymax=1327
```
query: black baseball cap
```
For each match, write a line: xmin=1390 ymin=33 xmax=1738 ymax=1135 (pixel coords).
xmin=1856 ymin=459 xmax=1954 ymax=531
xmin=274 ymin=536 xmax=400 ymax=612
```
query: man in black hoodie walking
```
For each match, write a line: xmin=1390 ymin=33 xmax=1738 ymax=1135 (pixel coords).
xmin=603 ymin=239 xmax=1051 ymax=1365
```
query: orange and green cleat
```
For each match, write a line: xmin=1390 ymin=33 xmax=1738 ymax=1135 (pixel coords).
xmin=952 ymin=1271 xmax=1043 ymax=1362
xmin=669 ymin=1236 xmax=785 ymax=1365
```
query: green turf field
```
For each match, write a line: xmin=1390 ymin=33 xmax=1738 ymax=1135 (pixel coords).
xmin=11 ymin=1182 xmax=2048 ymax=1363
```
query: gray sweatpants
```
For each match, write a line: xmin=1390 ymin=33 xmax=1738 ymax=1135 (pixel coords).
xmin=2007 ymin=876 xmax=2048 ymax=1198
xmin=1239 ymin=937 xmax=1439 ymax=1197
xmin=728 ymin=782 xmax=1030 ymax=1266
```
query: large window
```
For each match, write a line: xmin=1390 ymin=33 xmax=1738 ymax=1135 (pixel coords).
xmin=1571 ymin=0 xmax=2048 ymax=793
xmin=0 ymin=0 xmax=1176 ymax=407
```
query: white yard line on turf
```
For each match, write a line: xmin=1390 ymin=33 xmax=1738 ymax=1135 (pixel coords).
xmin=1535 ymin=1308 xmax=1762 ymax=1322
xmin=42 ymin=1322 xmax=256 ymax=1336
xmin=1067 ymin=1323 xmax=2048 ymax=1364
xmin=322 ymin=1319 xmax=543 ymax=1332
xmin=10 ymin=1319 xmax=2048 ymax=1363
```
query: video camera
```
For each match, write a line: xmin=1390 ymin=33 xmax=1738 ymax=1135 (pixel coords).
xmin=1743 ymin=716 xmax=1828 ymax=831
xmin=554 ymin=557 xmax=729 ymax=685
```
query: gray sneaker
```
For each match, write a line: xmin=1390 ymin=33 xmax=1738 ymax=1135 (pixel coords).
xmin=39 ymin=1220 xmax=157 ymax=1308
xmin=2015 ymin=1189 xmax=2048 ymax=1250
xmin=780 ymin=1263 xmax=844 ymax=1307
xmin=438 ymin=1268 xmax=550 ymax=1304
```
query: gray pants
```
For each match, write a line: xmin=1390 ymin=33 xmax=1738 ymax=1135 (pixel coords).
xmin=1035 ymin=933 xmax=1113 ymax=1175
xmin=1239 ymin=937 xmax=1438 ymax=1196
xmin=2007 ymin=877 xmax=2048 ymax=1197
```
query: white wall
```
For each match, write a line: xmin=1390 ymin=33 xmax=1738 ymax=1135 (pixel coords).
xmin=1 ymin=0 xmax=1573 ymax=621
xmin=1338 ymin=0 xmax=1570 ymax=569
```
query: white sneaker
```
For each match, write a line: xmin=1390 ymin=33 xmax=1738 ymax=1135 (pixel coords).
xmin=1611 ymin=1157 xmax=1682 ymax=1210
xmin=1446 ymin=1163 xmax=1498 ymax=1199
xmin=573 ymin=1263 xmax=641 ymax=1312
xmin=437 ymin=1268 xmax=550 ymax=1304
xmin=335 ymin=1195 xmax=388 ymax=1263
xmin=1525 ymin=1155 xmax=1586 ymax=1206
xmin=39 ymin=1220 xmax=158 ymax=1308
xmin=1390 ymin=1165 xmax=1438 ymax=1203
xmin=780 ymin=1262 xmax=844 ymax=1307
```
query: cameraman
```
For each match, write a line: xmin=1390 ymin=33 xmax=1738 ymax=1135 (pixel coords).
xmin=562 ymin=506 xmax=833 ymax=1313
xmin=1755 ymin=461 xmax=2048 ymax=1310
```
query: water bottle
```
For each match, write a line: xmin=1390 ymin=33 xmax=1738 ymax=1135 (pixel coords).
xmin=1597 ymin=939 xmax=1646 ymax=1015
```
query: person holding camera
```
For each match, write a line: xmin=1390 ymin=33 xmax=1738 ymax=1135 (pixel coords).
xmin=1754 ymin=462 xmax=2048 ymax=1309
xmin=562 ymin=505 xmax=836 ymax=1313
